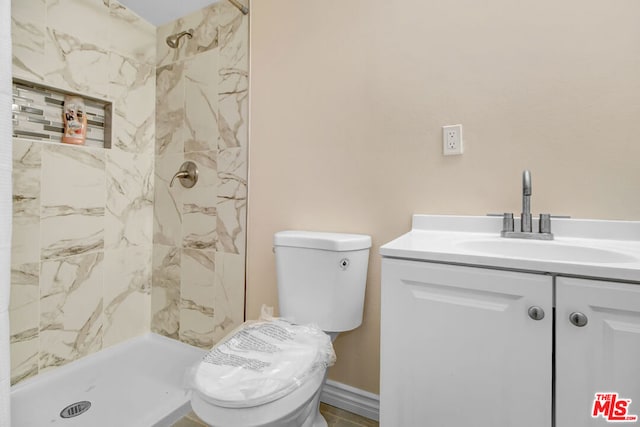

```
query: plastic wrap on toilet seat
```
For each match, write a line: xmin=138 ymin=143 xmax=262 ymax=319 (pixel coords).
xmin=189 ymin=306 xmax=336 ymax=408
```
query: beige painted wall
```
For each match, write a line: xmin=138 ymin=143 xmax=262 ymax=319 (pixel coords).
xmin=247 ymin=0 xmax=640 ymax=394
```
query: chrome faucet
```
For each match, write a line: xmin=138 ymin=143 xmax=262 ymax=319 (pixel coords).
xmin=521 ymin=170 xmax=532 ymax=233
xmin=501 ymin=170 xmax=554 ymax=240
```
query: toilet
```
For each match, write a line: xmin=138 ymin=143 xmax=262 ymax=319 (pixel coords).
xmin=190 ymin=230 xmax=371 ymax=427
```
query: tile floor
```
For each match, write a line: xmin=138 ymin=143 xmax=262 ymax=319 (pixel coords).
xmin=171 ymin=403 xmax=379 ymax=426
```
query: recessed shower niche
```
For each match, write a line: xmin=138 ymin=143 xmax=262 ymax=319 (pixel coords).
xmin=12 ymin=79 xmax=112 ymax=149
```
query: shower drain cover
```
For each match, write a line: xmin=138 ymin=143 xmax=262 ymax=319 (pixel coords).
xmin=60 ymin=401 xmax=91 ymax=418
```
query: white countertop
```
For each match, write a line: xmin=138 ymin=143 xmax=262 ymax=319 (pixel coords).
xmin=380 ymin=215 xmax=640 ymax=282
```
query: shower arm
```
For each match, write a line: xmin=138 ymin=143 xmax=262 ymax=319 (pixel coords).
xmin=227 ymin=0 xmax=249 ymax=15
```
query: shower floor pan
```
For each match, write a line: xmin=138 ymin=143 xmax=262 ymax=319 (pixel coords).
xmin=11 ymin=333 xmax=206 ymax=426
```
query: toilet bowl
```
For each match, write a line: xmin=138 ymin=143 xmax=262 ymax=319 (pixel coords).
xmin=190 ymin=231 xmax=371 ymax=427
xmin=191 ymin=367 xmax=327 ymax=427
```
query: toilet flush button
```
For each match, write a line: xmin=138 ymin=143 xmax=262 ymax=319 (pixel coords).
xmin=339 ymin=258 xmax=350 ymax=270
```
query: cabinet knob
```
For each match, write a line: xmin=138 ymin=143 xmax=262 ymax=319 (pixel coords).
xmin=569 ymin=312 xmax=588 ymax=327
xmin=528 ymin=306 xmax=545 ymax=321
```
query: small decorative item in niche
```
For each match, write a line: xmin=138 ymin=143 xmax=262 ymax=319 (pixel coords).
xmin=62 ymin=96 xmax=88 ymax=145
xmin=11 ymin=79 xmax=112 ymax=149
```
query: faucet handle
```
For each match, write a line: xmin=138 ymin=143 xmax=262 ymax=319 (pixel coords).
xmin=539 ymin=213 xmax=552 ymax=234
xmin=502 ymin=213 xmax=514 ymax=233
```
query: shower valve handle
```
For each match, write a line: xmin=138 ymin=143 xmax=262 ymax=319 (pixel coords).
xmin=170 ymin=161 xmax=198 ymax=188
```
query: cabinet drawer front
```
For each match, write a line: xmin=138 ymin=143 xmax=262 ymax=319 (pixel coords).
xmin=556 ymin=277 xmax=640 ymax=427
xmin=381 ymin=258 xmax=552 ymax=427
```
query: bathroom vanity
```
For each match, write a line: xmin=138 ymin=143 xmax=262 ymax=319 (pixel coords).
xmin=380 ymin=215 xmax=640 ymax=427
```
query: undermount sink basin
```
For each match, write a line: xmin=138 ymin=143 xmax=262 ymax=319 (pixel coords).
xmin=456 ymin=239 xmax=637 ymax=264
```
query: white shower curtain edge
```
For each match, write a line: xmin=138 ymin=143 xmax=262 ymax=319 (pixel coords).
xmin=0 ymin=0 xmax=13 ymax=425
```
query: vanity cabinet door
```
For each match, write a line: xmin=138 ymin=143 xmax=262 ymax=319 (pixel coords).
xmin=556 ymin=277 xmax=640 ymax=427
xmin=380 ymin=258 xmax=553 ymax=427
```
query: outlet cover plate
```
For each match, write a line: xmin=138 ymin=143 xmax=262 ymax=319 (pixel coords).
xmin=443 ymin=124 xmax=463 ymax=156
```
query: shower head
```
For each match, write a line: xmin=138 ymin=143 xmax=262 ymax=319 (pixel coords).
xmin=166 ymin=29 xmax=194 ymax=48
xmin=227 ymin=0 xmax=248 ymax=15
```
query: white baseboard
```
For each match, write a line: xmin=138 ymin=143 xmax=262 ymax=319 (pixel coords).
xmin=320 ymin=379 xmax=380 ymax=422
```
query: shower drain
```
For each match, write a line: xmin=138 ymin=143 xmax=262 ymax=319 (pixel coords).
xmin=60 ymin=401 xmax=91 ymax=418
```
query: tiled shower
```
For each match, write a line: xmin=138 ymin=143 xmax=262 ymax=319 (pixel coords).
xmin=152 ymin=2 xmax=247 ymax=348
xmin=8 ymin=0 xmax=248 ymax=385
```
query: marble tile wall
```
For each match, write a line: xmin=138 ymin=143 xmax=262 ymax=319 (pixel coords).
xmin=9 ymin=0 xmax=155 ymax=384
xmin=152 ymin=2 xmax=247 ymax=349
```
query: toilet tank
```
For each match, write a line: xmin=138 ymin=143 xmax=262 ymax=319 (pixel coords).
xmin=274 ymin=231 xmax=371 ymax=332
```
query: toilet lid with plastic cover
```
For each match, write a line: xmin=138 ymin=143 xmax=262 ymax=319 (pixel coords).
xmin=191 ymin=317 xmax=336 ymax=408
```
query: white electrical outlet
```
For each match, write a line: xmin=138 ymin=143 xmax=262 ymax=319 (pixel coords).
xmin=443 ymin=124 xmax=463 ymax=156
